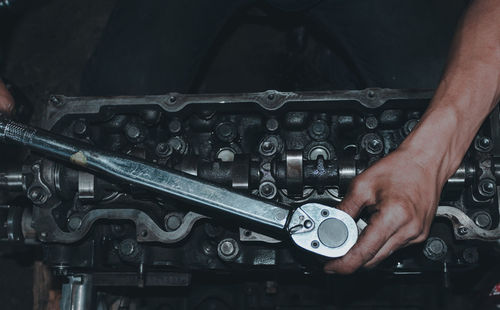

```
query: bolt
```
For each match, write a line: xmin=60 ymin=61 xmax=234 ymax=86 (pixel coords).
xmin=403 ymin=119 xmax=418 ymax=136
xmin=119 ymin=239 xmax=137 ymax=257
xmin=168 ymin=119 xmax=182 ymax=134
xmin=67 ymin=216 xmax=82 ymax=231
xmin=73 ymin=120 xmax=87 ymax=136
xmin=165 ymin=214 xmax=182 ymax=231
xmin=458 ymin=226 xmax=468 ymax=235
xmin=478 ymin=178 xmax=496 ymax=198
xmin=28 ymin=187 xmax=46 ymax=203
xmin=217 ymin=238 xmax=239 ymax=261
xmin=321 ymin=209 xmax=329 ymax=217
xmin=156 ymin=142 xmax=173 ymax=158
xmin=267 ymin=93 xmax=275 ymax=101
xmin=168 ymin=96 xmax=177 ymax=104
xmin=124 ymin=123 xmax=145 ymax=143
xmin=476 ymin=136 xmax=493 ymax=152
xmin=167 ymin=136 xmax=187 ymax=154
xmin=259 ymin=182 xmax=276 ymax=199
xmin=261 ymin=141 xmax=274 ymax=153
xmin=367 ymin=90 xmax=376 ymax=98
xmin=311 ymin=240 xmax=319 ymax=248
xmin=215 ymin=122 xmax=237 ymax=142
xmin=366 ymin=138 xmax=383 ymax=155
xmin=423 ymin=237 xmax=447 ymax=261
xmin=365 ymin=116 xmax=378 ymax=130
xmin=266 ymin=119 xmax=279 ymax=132
xmin=473 ymin=211 xmax=492 ymax=229
xmin=309 ymin=120 xmax=329 ymax=140
xmin=49 ymin=95 xmax=62 ymax=106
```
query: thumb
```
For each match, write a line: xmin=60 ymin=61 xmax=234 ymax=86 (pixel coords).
xmin=0 ymin=80 xmax=14 ymax=115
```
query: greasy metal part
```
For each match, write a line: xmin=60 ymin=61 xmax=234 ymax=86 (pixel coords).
xmin=0 ymin=119 xmax=290 ymax=231
xmin=0 ymin=172 xmax=23 ymax=190
xmin=436 ymin=205 xmax=500 ymax=240
xmin=78 ymin=171 xmax=95 ymax=200
xmin=285 ymin=151 xmax=303 ymax=196
xmin=43 ymin=209 xmax=205 ymax=244
xmin=61 ymin=274 xmax=93 ymax=310
xmin=40 ymin=89 xmax=433 ymax=130
xmin=239 ymin=228 xmax=281 ymax=243
xmin=26 ymin=162 xmax=52 ymax=205
xmin=231 ymin=155 xmax=250 ymax=189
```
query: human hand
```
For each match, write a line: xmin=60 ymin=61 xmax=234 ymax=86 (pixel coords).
xmin=324 ymin=148 xmax=444 ymax=274
xmin=0 ymin=79 xmax=14 ymax=114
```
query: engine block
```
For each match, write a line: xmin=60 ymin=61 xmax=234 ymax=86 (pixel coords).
xmin=1 ymin=88 xmax=499 ymax=283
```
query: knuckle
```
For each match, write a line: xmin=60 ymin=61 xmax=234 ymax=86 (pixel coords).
xmin=391 ymin=200 xmax=415 ymax=222
xmin=351 ymin=178 xmax=371 ymax=195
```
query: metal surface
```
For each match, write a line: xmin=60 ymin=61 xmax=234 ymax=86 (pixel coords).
xmin=40 ymin=209 xmax=206 ymax=244
xmin=61 ymin=274 xmax=93 ymax=310
xmin=40 ymin=89 xmax=434 ymax=130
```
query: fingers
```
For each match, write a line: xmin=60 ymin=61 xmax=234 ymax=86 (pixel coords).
xmin=324 ymin=207 xmax=402 ymax=274
xmin=337 ymin=178 xmax=374 ymax=219
xmin=0 ymin=79 xmax=14 ymax=114
xmin=363 ymin=234 xmax=410 ymax=269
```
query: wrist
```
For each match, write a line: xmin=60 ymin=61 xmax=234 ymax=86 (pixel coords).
xmin=399 ymin=105 xmax=463 ymax=184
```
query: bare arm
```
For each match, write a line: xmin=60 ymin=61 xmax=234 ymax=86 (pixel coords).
xmin=0 ymin=79 xmax=14 ymax=114
xmin=325 ymin=0 xmax=500 ymax=274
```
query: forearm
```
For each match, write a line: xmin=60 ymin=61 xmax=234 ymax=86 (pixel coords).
xmin=401 ymin=0 xmax=500 ymax=183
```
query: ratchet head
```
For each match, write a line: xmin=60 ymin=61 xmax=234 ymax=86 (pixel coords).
xmin=288 ymin=203 xmax=358 ymax=258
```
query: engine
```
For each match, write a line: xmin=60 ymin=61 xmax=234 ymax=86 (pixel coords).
xmin=0 ymin=88 xmax=499 ymax=309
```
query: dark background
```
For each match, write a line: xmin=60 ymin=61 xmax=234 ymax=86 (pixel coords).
xmin=0 ymin=0 xmax=495 ymax=309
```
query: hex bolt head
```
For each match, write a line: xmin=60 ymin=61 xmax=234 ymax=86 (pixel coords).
xmin=156 ymin=142 xmax=173 ymax=158
xmin=423 ymin=237 xmax=447 ymax=261
xmin=362 ymin=133 xmax=384 ymax=155
xmin=215 ymin=122 xmax=237 ymax=142
xmin=217 ymin=238 xmax=240 ymax=261
xmin=259 ymin=182 xmax=277 ymax=199
xmin=478 ymin=178 xmax=496 ymax=198
xmin=475 ymin=136 xmax=493 ymax=152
